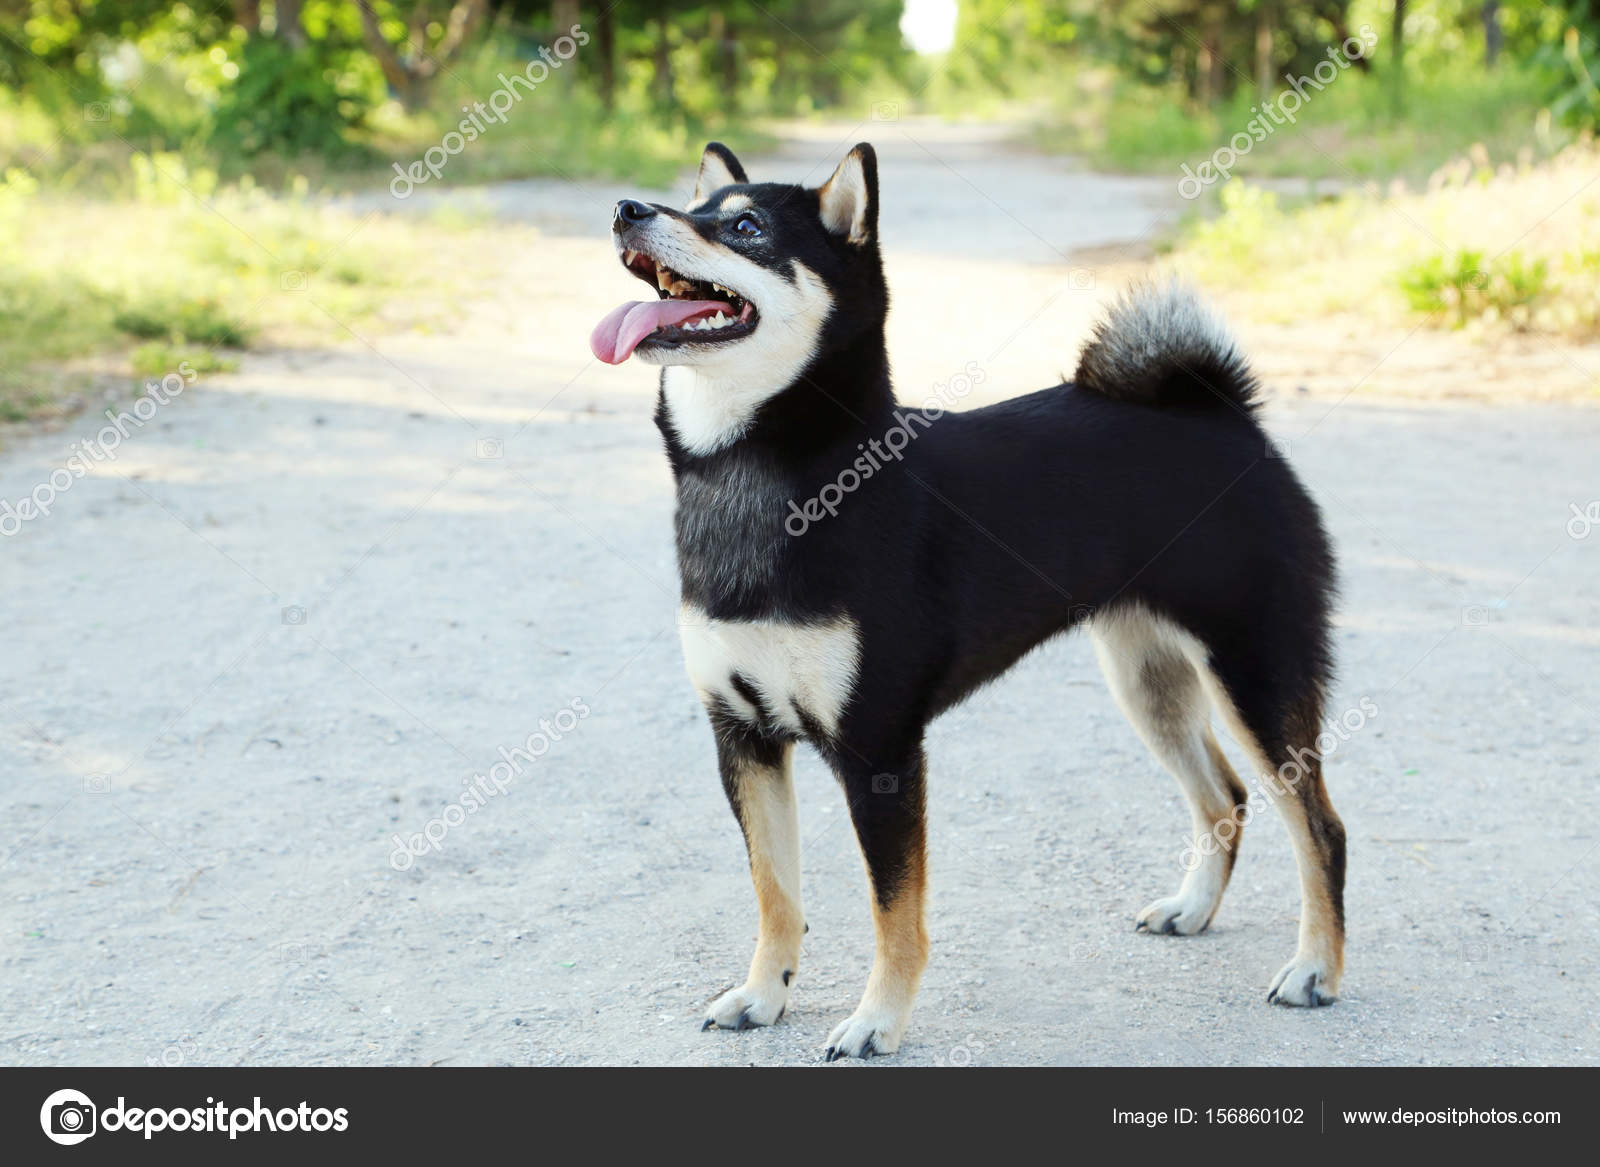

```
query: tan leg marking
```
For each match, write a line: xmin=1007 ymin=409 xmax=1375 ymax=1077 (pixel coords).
xmin=705 ymin=745 xmax=805 ymax=1030
xmin=825 ymin=813 xmax=928 ymax=1059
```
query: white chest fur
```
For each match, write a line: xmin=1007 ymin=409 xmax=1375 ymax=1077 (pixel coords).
xmin=679 ymin=604 xmax=861 ymax=737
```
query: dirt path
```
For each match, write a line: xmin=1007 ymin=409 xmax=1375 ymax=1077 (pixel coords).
xmin=2 ymin=122 xmax=1597 ymax=1067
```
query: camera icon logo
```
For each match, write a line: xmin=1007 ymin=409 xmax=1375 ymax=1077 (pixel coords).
xmin=281 ymin=605 xmax=307 ymax=626
xmin=870 ymin=773 xmax=898 ymax=794
xmin=278 ymin=940 xmax=309 ymax=963
xmin=83 ymin=102 xmax=110 ymax=123
xmin=1461 ymin=605 xmax=1488 ymax=628
xmin=475 ymin=437 xmax=504 ymax=460
xmin=1066 ymin=267 xmax=1096 ymax=291
xmin=280 ymin=270 xmax=309 ymax=292
xmin=870 ymin=101 xmax=900 ymax=122
xmin=83 ymin=773 xmax=111 ymax=795
xmin=40 ymin=1088 xmax=97 ymax=1145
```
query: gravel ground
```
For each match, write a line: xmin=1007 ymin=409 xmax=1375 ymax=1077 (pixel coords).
xmin=2 ymin=122 xmax=1597 ymax=1066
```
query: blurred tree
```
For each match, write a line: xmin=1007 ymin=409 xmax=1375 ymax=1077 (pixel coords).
xmin=355 ymin=0 xmax=488 ymax=108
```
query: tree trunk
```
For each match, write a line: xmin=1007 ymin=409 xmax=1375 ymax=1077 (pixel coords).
xmin=1255 ymin=3 xmax=1274 ymax=102
xmin=1483 ymin=1 xmax=1502 ymax=68
xmin=356 ymin=0 xmax=488 ymax=110
xmin=552 ymin=0 xmax=580 ymax=86
xmin=708 ymin=10 xmax=738 ymax=112
xmin=275 ymin=0 xmax=306 ymax=48
xmin=596 ymin=3 xmax=616 ymax=110
xmin=1325 ymin=1 xmax=1371 ymax=71
xmin=1390 ymin=0 xmax=1407 ymax=115
xmin=653 ymin=5 xmax=675 ymax=107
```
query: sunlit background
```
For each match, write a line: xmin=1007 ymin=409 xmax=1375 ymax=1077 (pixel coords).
xmin=2 ymin=1 xmax=1598 ymax=420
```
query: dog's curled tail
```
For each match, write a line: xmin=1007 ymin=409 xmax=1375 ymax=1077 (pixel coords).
xmin=1073 ymin=278 xmax=1259 ymax=413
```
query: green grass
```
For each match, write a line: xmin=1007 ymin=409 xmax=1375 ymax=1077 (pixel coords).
xmin=367 ymin=72 xmax=776 ymax=192
xmin=1 ymin=42 xmax=775 ymax=199
xmin=1167 ymin=143 xmax=1600 ymax=348
xmin=1398 ymin=249 xmax=1551 ymax=329
xmin=129 ymin=343 xmax=239 ymax=379
xmin=0 ymin=153 xmax=532 ymax=423
xmin=1034 ymin=60 xmax=1565 ymax=185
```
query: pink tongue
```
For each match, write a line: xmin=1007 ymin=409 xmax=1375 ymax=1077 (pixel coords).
xmin=590 ymin=299 xmax=729 ymax=364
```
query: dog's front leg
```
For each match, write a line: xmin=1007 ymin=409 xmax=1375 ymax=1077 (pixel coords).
xmin=825 ymin=747 xmax=929 ymax=1060
xmin=703 ymin=728 xmax=804 ymax=1032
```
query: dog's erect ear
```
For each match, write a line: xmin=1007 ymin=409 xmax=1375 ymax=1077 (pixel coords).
xmin=690 ymin=142 xmax=748 ymax=208
xmin=817 ymin=143 xmax=878 ymax=246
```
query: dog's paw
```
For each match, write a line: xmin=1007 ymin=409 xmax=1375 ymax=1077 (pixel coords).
xmin=702 ymin=981 xmax=788 ymax=1032
xmin=1134 ymin=893 xmax=1214 ymax=936
xmin=1266 ymin=957 xmax=1339 ymax=1007
xmin=822 ymin=1006 xmax=906 ymax=1061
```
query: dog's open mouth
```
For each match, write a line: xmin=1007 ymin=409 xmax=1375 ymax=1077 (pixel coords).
xmin=590 ymin=247 xmax=758 ymax=364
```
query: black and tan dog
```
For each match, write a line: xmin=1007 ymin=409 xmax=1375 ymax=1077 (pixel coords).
xmin=592 ymin=142 xmax=1346 ymax=1059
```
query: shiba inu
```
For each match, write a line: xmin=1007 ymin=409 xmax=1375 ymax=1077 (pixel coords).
xmin=591 ymin=141 xmax=1346 ymax=1060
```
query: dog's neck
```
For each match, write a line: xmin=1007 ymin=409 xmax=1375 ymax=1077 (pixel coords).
xmin=657 ymin=329 xmax=894 ymax=465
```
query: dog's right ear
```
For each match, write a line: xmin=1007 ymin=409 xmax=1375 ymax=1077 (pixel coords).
xmin=689 ymin=142 xmax=748 ymax=209
xmin=817 ymin=143 xmax=878 ymax=246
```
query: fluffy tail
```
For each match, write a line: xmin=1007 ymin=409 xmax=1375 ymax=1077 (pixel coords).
xmin=1073 ymin=279 xmax=1259 ymax=412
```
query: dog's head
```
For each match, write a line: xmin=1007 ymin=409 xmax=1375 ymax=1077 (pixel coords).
xmin=591 ymin=141 xmax=886 ymax=381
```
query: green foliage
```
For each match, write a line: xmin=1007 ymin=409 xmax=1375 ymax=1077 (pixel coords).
xmin=1185 ymin=183 xmax=1287 ymax=268
xmin=0 ymin=165 xmax=37 ymax=249
xmin=111 ymin=296 xmax=253 ymax=348
xmin=1167 ymin=140 xmax=1600 ymax=345
xmin=130 ymin=342 xmax=238 ymax=378
xmin=208 ymin=35 xmax=380 ymax=160
xmin=1398 ymin=249 xmax=1550 ymax=327
xmin=965 ymin=0 xmax=1597 ymax=182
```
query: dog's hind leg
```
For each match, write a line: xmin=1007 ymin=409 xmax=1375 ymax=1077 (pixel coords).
xmin=823 ymin=746 xmax=929 ymax=1060
xmin=703 ymin=723 xmax=805 ymax=1032
xmin=1192 ymin=647 xmax=1347 ymax=1006
xmin=1091 ymin=608 xmax=1250 ymax=936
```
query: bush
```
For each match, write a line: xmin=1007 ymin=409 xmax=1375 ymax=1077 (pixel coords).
xmin=112 ymin=296 xmax=253 ymax=348
xmin=1399 ymin=250 xmax=1550 ymax=329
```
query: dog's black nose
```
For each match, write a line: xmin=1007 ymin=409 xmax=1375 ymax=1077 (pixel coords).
xmin=615 ymin=199 xmax=655 ymax=229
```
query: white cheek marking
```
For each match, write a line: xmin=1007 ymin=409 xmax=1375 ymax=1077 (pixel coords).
xmin=657 ymin=262 xmax=833 ymax=456
xmin=679 ymin=605 xmax=860 ymax=737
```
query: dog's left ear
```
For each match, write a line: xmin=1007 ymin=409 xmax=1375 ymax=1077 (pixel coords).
xmin=690 ymin=142 xmax=748 ymax=208
xmin=817 ymin=143 xmax=877 ymax=246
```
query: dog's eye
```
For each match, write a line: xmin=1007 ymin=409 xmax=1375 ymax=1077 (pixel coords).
xmin=733 ymin=216 xmax=762 ymax=236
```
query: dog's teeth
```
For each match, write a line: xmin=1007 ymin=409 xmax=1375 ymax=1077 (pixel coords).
xmin=712 ymin=312 xmax=727 ymax=327
xmin=656 ymin=267 xmax=672 ymax=290
xmin=624 ymin=250 xmax=638 ymax=264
